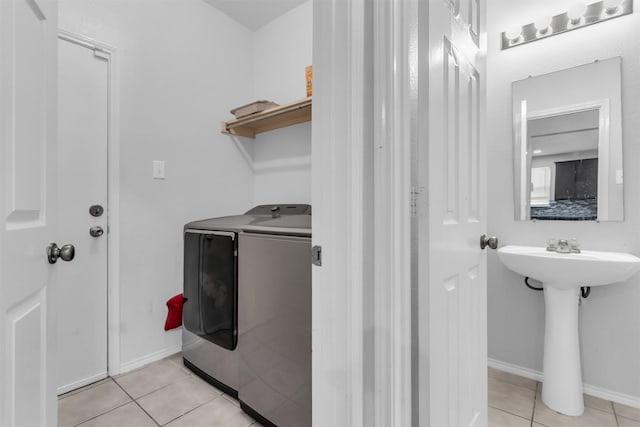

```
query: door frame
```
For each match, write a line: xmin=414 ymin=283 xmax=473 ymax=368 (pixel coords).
xmin=57 ymin=30 xmax=122 ymax=380
xmin=312 ymin=0 xmax=414 ymax=425
xmin=311 ymin=1 xmax=371 ymax=425
xmin=371 ymin=0 xmax=415 ymax=425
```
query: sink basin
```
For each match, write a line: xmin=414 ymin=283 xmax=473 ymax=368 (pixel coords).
xmin=497 ymin=245 xmax=640 ymax=289
xmin=496 ymin=245 xmax=640 ymax=416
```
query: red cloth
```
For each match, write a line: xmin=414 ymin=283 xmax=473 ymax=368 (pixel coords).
xmin=164 ymin=293 xmax=184 ymax=331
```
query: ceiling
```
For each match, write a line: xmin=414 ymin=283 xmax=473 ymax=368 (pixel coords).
xmin=529 ymin=110 xmax=600 ymax=158
xmin=201 ymin=0 xmax=309 ymax=31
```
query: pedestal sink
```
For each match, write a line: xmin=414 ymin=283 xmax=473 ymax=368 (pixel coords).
xmin=497 ymin=245 xmax=640 ymax=416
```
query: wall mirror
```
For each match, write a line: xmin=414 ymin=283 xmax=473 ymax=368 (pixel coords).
xmin=512 ymin=57 xmax=623 ymax=221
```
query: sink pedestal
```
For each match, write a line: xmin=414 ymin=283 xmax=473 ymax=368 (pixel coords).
xmin=541 ymin=284 xmax=584 ymax=416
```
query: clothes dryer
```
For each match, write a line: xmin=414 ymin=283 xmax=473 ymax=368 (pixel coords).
xmin=237 ymin=215 xmax=312 ymax=427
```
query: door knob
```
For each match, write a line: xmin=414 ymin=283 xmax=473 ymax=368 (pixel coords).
xmin=480 ymin=234 xmax=499 ymax=250
xmin=47 ymin=243 xmax=75 ymax=264
xmin=89 ymin=226 xmax=104 ymax=238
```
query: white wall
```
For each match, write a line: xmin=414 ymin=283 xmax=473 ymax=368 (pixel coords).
xmin=59 ymin=0 xmax=255 ymax=369
xmin=487 ymin=0 xmax=640 ymax=401
xmin=249 ymin=1 xmax=312 ymax=205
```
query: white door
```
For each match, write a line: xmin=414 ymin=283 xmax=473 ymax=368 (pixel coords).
xmin=0 ymin=0 xmax=59 ymax=425
xmin=420 ymin=0 xmax=488 ymax=426
xmin=56 ymin=36 xmax=109 ymax=394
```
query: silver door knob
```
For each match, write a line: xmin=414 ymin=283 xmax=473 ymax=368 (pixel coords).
xmin=89 ymin=226 xmax=104 ymax=238
xmin=47 ymin=243 xmax=75 ymax=264
xmin=480 ymin=234 xmax=498 ymax=250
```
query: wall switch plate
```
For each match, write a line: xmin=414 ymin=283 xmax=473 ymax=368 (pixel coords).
xmin=153 ymin=160 xmax=165 ymax=179
xmin=616 ymin=169 xmax=623 ymax=184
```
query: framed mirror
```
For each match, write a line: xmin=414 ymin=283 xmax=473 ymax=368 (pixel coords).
xmin=512 ymin=57 xmax=623 ymax=221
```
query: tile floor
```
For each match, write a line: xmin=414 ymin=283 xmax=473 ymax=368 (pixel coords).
xmin=59 ymin=356 xmax=640 ymax=427
xmin=489 ymin=367 xmax=640 ymax=427
xmin=58 ymin=353 xmax=260 ymax=427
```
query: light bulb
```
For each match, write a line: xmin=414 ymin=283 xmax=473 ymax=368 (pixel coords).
xmin=604 ymin=0 xmax=623 ymax=14
xmin=534 ymin=14 xmax=553 ymax=35
xmin=505 ymin=25 xmax=522 ymax=42
xmin=567 ymin=2 xmax=587 ymax=24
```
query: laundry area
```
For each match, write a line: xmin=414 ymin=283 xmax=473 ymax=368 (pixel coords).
xmin=53 ymin=0 xmax=313 ymax=425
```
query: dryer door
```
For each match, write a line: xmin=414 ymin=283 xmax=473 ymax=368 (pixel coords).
xmin=183 ymin=230 xmax=238 ymax=350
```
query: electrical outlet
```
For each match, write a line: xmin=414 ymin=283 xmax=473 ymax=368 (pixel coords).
xmin=153 ymin=160 xmax=165 ymax=179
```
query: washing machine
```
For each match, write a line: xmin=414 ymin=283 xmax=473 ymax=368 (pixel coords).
xmin=182 ymin=204 xmax=311 ymax=398
xmin=237 ymin=215 xmax=312 ymax=427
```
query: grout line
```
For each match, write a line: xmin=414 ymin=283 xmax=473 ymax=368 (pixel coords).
xmin=111 ymin=364 xmax=225 ymax=427
xmin=488 ymin=406 xmax=532 ymax=424
xmin=487 ymin=404 xmax=532 ymax=422
xmin=158 ymin=394 xmax=225 ymax=426
xmin=112 ymin=370 xmax=193 ymax=401
xmin=489 ymin=369 xmax=630 ymax=427
xmin=612 ymin=400 xmax=620 ymax=427
xmin=61 ymin=354 xmax=256 ymax=427
xmin=530 ymin=382 xmax=538 ymax=427
xmin=221 ymin=393 xmax=241 ymax=407
xmin=58 ymin=377 xmax=113 ymax=401
xmin=61 ymin=379 xmax=131 ymax=427
xmin=112 ymin=378 xmax=161 ymax=427
xmin=72 ymin=400 xmax=132 ymax=427
xmin=489 ymin=374 xmax=539 ymax=394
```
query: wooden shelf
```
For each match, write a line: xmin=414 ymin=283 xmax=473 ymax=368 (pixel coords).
xmin=221 ymin=97 xmax=312 ymax=139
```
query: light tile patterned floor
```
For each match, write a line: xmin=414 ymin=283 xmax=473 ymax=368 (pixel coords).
xmin=489 ymin=367 xmax=640 ymax=427
xmin=58 ymin=353 xmax=261 ymax=427
xmin=59 ymin=358 xmax=640 ymax=427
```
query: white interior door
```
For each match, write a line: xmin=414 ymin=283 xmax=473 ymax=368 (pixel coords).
xmin=56 ymin=36 xmax=109 ymax=394
xmin=420 ymin=0 xmax=488 ymax=426
xmin=0 ymin=0 xmax=59 ymax=425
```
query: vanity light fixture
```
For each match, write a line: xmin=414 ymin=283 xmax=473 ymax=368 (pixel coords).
xmin=604 ymin=0 xmax=624 ymax=14
xmin=505 ymin=25 xmax=523 ymax=44
xmin=567 ymin=2 xmax=588 ymax=26
xmin=501 ymin=0 xmax=633 ymax=50
xmin=534 ymin=14 xmax=553 ymax=36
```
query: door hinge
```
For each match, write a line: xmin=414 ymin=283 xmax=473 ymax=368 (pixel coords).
xmin=411 ymin=186 xmax=424 ymax=217
xmin=311 ymin=245 xmax=322 ymax=266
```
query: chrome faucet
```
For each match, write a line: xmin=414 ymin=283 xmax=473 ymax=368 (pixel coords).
xmin=556 ymin=239 xmax=570 ymax=253
xmin=546 ymin=238 xmax=581 ymax=253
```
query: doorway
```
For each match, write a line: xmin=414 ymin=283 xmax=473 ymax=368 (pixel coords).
xmin=56 ymin=31 xmax=118 ymax=394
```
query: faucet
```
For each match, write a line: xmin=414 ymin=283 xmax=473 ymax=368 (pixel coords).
xmin=556 ymin=239 xmax=571 ymax=253
xmin=546 ymin=238 xmax=581 ymax=253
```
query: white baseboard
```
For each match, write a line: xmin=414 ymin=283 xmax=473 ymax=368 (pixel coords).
xmin=488 ymin=358 xmax=640 ymax=408
xmin=57 ymin=371 xmax=108 ymax=395
xmin=118 ymin=345 xmax=182 ymax=375
xmin=488 ymin=358 xmax=543 ymax=382
xmin=583 ymin=383 xmax=640 ymax=409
